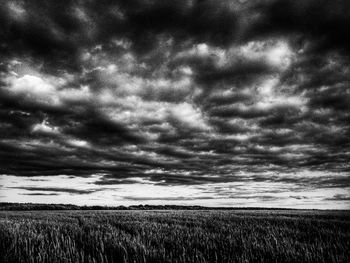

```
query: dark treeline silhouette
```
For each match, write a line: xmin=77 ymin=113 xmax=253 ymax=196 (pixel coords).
xmin=0 ymin=202 xmax=312 ymax=211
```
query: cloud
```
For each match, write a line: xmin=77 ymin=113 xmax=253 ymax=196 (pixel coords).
xmin=169 ymin=102 xmax=210 ymax=131
xmin=10 ymin=186 xmax=100 ymax=195
xmin=6 ymin=74 xmax=61 ymax=106
xmin=0 ymin=0 xmax=349 ymax=207
xmin=325 ymin=194 xmax=350 ymax=201
xmin=123 ymin=196 xmax=215 ymax=201
xmin=94 ymin=178 xmax=141 ymax=185
xmin=19 ymin=193 xmax=60 ymax=196
xmin=246 ymin=0 xmax=350 ymax=56
xmin=32 ymin=120 xmax=60 ymax=135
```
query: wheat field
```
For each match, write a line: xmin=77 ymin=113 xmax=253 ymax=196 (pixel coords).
xmin=0 ymin=209 xmax=349 ymax=263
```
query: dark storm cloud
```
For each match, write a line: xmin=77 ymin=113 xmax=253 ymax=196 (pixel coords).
xmin=246 ymin=0 xmax=350 ymax=56
xmin=62 ymin=109 xmax=148 ymax=145
xmin=19 ymin=193 xmax=59 ymax=196
xmin=10 ymin=186 xmax=100 ymax=195
xmin=172 ymin=50 xmax=275 ymax=90
xmin=94 ymin=178 xmax=141 ymax=185
xmin=121 ymin=0 xmax=238 ymax=50
xmin=288 ymin=195 xmax=305 ymax=200
xmin=325 ymin=194 xmax=350 ymax=201
xmin=0 ymin=0 xmax=350 ymax=196
xmin=149 ymin=174 xmax=240 ymax=186
xmin=0 ymin=0 xmax=238 ymax=71
xmin=247 ymin=173 xmax=350 ymax=188
xmin=1 ymin=0 xmax=349 ymax=62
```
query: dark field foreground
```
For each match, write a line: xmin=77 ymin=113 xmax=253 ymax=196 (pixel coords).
xmin=0 ymin=210 xmax=349 ymax=263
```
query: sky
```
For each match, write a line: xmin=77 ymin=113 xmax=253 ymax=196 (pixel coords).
xmin=0 ymin=0 xmax=349 ymax=209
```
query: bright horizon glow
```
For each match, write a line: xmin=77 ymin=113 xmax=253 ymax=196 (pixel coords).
xmin=1 ymin=174 xmax=349 ymax=210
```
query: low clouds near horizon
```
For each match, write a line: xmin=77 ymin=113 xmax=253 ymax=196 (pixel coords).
xmin=0 ymin=0 xmax=349 ymax=208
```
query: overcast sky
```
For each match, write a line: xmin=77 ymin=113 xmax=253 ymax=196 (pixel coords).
xmin=0 ymin=0 xmax=349 ymax=209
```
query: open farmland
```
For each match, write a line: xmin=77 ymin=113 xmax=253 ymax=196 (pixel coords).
xmin=0 ymin=209 xmax=349 ymax=263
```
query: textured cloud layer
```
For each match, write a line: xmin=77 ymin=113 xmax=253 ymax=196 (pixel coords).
xmin=0 ymin=0 xmax=349 ymax=207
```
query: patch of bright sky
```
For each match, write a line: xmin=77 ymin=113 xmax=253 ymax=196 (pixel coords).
xmin=1 ymin=174 xmax=349 ymax=209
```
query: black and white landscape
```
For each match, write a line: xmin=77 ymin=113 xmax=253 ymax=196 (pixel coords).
xmin=0 ymin=1 xmax=349 ymax=262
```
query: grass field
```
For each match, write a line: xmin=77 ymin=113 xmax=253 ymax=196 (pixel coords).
xmin=0 ymin=209 xmax=349 ymax=263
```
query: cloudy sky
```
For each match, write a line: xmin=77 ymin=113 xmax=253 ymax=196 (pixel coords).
xmin=0 ymin=0 xmax=349 ymax=209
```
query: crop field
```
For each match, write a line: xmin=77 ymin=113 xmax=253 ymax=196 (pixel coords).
xmin=0 ymin=209 xmax=349 ymax=263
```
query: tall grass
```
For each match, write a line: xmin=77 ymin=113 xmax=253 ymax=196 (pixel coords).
xmin=0 ymin=210 xmax=349 ymax=263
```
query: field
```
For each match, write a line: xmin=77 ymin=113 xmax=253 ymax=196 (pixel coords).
xmin=0 ymin=209 xmax=349 ymax=263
